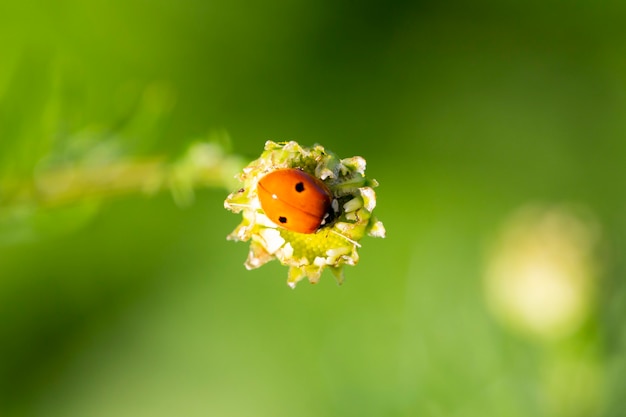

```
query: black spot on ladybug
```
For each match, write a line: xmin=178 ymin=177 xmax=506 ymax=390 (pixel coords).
xmin=278 ymin=216 xmax=288 ymax=224
xmin=295 ymin=182 xmax=305 ymax=192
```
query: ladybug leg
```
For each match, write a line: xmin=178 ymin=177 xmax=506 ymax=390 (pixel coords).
xmin=320 ymin=198 xmax=340 ymax=227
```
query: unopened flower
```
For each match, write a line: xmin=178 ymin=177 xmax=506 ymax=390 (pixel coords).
xmin=484 ymin=205 xmax=600 ymax=341
xmin=224 ymin=141 xmax=385 ymax=287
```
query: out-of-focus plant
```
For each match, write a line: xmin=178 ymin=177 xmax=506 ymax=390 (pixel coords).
xmin=0 ymin=57 xmax=246 ymax=245
xmin=484 ymin=205 xmax=605 ymax=417
xmin=0 ymin=134 xmax=245 ymax=245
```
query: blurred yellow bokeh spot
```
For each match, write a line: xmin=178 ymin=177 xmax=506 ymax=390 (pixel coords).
xmin=484 ymin=205 xmax=600 ymax=342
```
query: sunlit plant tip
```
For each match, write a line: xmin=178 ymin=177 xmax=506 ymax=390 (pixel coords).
xmin=224 ymin=141 xmax=385 ymax=288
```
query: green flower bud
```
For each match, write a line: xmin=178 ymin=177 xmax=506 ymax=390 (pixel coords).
xmin=224 ymin=141 xmax=385 ymax=287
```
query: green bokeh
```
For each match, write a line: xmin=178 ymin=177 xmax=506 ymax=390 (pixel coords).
xmin=1 ymin=1 xmax=626 ymax=416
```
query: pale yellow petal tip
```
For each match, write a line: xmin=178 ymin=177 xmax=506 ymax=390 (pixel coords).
xmin=225 ymin=141 xmax=385 ymax=287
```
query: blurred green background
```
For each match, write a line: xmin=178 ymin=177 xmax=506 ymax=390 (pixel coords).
xmin=1 ymin=1 xmax=626 ymax=416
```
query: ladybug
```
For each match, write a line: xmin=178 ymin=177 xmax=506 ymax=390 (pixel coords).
xmin=257 ymin=168 xmax=334 ymax=234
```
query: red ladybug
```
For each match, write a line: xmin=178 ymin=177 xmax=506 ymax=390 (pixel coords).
xmin=257 ymin=168 xmax=333 ymax=234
